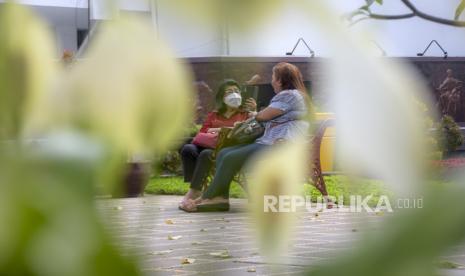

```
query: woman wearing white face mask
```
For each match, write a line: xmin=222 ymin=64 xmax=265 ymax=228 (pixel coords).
xmin=223 ymin=90 xmax=242 ymax=108
xmin=181 ymin=63 xmax=310 ymax=212
xmin=179 ymin=79 xmax=257 ymax=208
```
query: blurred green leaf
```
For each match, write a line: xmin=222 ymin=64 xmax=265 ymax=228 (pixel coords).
xmin=365 ymin=0 xmax=375 ymax=6
xmin=435 ymin=260 xmax=464 ymax=269
xmin=360 ymin=5 xmax=371 ymax=12
xmin=455 ymin=0 xmax=465 ymax=20
xmin=0 ymin=154 xmax=140 ymax=276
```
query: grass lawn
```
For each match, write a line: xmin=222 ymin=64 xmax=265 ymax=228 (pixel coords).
xmin=145 ymin=176 xmax=247 ymax=198
xmin=145 ymin=175 xmax=392 ymax=206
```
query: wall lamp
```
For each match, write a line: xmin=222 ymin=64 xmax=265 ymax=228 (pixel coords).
xmin=286 ymin=38 xmax=315 ymax=57
xmin=417 ymin=40 xmax=448 ymax=59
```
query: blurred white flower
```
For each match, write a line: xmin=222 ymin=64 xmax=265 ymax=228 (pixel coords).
xmin=29 ymin=16 xmax=194 ymax=155
xmin=248 ymin=140 xmax=307 ymax=259
xmin=0 ymin=3 xmax=57 ymax=139
xmin=298 ymin=0 xmax=435 ymax=197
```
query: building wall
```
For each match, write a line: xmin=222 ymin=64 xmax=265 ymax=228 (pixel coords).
xmin=186 ymin=57 xmax=465 ymax=123
xmin=155 ymin=1 xmax=224 ymax=57
xmin=0 ymin=0 xmax=87 ymax=8
xmin=5 ymin=0 xmax=465 ymax=57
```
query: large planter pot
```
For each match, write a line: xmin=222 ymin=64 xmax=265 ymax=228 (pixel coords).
xmin=115 ymin=162 xmax=151 ymax=198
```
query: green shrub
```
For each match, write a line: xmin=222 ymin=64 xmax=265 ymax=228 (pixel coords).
xmin=437 ymin=115 xmax=464 ymax=154
xmin=153 ymin=124 xmax=202 ymax=176
xmin=154 ymin=150 xmax=183 ymax=175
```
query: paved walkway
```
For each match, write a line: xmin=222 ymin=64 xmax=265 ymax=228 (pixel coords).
xmin=97 ymin=195 xmax=465 ymax=276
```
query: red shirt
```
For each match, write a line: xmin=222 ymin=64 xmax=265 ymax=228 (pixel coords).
xmin=199 ymin=111 xmax=249 ymax=133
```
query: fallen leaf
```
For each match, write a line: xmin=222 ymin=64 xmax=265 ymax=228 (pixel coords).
xmin=209 ymin=251 xmax=231 ymax=258
xmin=247 ymin=267 xmax=256 ymax=272
xmin=165 ymin=219 xmax=174 ymax=225
xmin=149 ymin=250 xmax=173 ymax=255
xmin=114 ymin=206 xmax=123 ymax=211
xmin=181 ymin=258 xmax=195 ymax=264
xmin=168 ymin=235 xmax=182 ymax=240
xmin=192 ymin=241 xmax=206 ymax=245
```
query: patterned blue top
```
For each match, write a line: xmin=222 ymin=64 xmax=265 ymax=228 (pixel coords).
xmin=256 ymin=89 xmax=309 ymax=145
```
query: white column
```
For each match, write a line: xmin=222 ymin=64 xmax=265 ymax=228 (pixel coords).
xmin=149 ymin=0 xmax=159 ymax=38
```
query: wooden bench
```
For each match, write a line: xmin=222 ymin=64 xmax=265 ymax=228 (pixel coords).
xmin=309 ymin=118 xmax=335 ymax=198
xmin=200 ymin=118 xmax=336 ymax=199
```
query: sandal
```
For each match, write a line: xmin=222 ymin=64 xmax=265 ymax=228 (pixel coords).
xmin=196 ymin=197 xmax=230 ymax=212
xmin=196 ymin=202 xmax=230 ymax=212
xmin=323 ymin=196 xmax=335 ymax=209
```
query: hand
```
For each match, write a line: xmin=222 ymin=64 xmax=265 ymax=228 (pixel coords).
xmin=244 ymin=98 xmax=257 ymax=112
xmin=247 ymin=111 xmax=258 ymax=118
xmin=245 ymin=74 xmax=261 ymax=85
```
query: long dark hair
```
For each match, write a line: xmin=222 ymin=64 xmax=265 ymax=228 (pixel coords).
xmin=215 ymin=79 xmax=240 ymax=116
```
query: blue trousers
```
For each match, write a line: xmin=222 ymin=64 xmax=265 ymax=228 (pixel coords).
xmin=202 ymin=143 xmax=268 ymax=199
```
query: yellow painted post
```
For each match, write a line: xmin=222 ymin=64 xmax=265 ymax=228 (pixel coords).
xmin=314 ymin=113 xmax=335 ymax=172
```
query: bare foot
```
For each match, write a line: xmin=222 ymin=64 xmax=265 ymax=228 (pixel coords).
xmin=183 ymin=189 xmax=202 ymax=201
xmin=180 ymin=197 xmax=229 ymax=212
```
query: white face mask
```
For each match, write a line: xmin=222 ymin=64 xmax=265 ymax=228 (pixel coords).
xmin=224 ymin=93 xmax=242 ymax=108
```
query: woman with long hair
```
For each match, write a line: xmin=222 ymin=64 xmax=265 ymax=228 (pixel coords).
xmin=180 ymin=62 xmax=310 ymax=212
xmin=179 ymin=79 xmax=256 ymax=208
